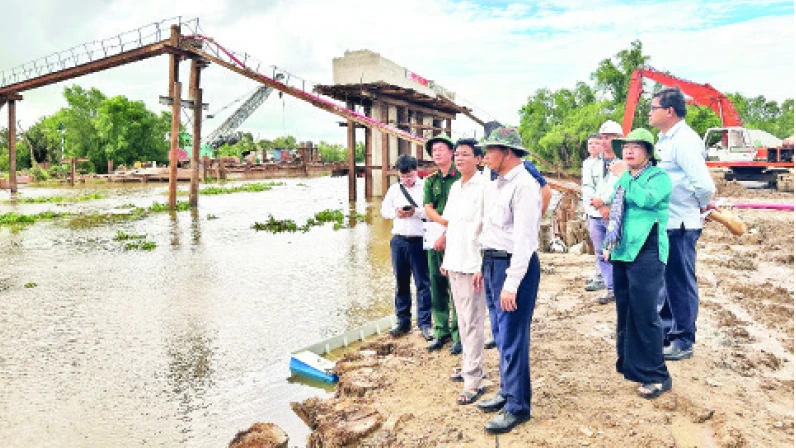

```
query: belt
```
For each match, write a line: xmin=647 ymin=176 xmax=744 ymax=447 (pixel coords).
xmin=394 ymin=234 xmax=423 ymax=241
xmin=482 ymin=249 xmax=512 ymax=259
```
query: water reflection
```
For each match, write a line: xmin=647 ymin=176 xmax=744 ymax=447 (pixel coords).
xmin=0 ymin=178 xmax=396 ymax=447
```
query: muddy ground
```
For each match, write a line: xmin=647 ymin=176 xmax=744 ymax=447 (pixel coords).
xmin=293 ymin=180 xmax=794 ymax=448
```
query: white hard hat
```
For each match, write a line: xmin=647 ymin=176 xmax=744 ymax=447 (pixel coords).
xmin=599 ymin=120 xmax=623 ymax=135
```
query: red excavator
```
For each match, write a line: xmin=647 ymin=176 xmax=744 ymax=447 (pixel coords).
xmin=623 ymin=67 xmax=793 ymax=188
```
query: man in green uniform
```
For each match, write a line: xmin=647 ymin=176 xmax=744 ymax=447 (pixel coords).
xmin=424 ymin=134 xmax=462 ymax=354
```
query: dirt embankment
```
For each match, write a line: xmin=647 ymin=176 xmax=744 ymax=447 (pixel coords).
xmin=291 ymin=181 xmax=793 ymax=447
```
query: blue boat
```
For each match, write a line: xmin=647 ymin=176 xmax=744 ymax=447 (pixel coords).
xmin=289 ymin=351 xmax=338 ymax=383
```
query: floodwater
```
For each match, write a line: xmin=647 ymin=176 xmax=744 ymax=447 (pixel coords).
xmin=0 ymin=177 xmax=396 ymax=447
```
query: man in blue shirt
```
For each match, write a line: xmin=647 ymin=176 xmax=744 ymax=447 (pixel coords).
xmin=649 ymin=88 xmax=716 ymax=361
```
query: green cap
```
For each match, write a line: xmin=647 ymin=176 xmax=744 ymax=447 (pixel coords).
xmin=480 ymin=126 xmax=528 ymax=155
xmin=611 ymin=128 xmax=657 ymax=160
xmin=425 ymin=133 xmax=455 ymax=156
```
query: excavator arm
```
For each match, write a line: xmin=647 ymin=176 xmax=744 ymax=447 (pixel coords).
xmin=622 ymin=67 xmax=743 ymax=135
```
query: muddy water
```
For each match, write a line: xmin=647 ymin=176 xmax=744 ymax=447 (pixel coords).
xmin=0 ymin=178 xmax=396 ymax=447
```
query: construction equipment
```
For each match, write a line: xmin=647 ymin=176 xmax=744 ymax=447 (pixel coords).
xmin=623 ymin=67 xmax=793 ymax=188
xmin=202 ymin=73 xmax=284 ymax=149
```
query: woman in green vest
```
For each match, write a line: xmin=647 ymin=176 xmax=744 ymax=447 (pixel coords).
xmin=602 ymin=128 xmax=673 ymax=399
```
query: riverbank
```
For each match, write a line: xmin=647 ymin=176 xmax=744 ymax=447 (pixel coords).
xmin=291 ymin=181 xmax=794 ymax=447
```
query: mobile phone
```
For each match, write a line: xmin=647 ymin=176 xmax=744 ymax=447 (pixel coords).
xmin=402 ymin=205 xmax=412 ymax=211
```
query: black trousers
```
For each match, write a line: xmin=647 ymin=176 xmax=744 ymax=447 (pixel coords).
xmin=612 ymin=227 xmax=670 ymax=384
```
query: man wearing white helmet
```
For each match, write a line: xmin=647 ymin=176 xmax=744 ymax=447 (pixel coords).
xmin=583 ymin=120 xmax=623 ymax=304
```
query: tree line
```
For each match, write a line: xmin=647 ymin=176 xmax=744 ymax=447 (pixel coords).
xmin=2 ymin=43 xmax=791 ymax=175
xmin=517 ymin=40 xmax=794 ymax=169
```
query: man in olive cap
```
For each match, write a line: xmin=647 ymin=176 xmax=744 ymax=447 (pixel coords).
xmin=473 ymin=126 xmax=542 ymax=433
xmin=423 ymin=133 xmax=462 ymax=355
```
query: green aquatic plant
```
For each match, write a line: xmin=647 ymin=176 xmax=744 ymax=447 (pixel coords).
xmin=252 ymin=208 xmax=371 ymax=234
xmin=24 ymin=282 xmax=37 ymax=288
xmin=113 ymin=230 xmax=146 ymax=241
xmin=9 ymin=192 xmax=106 ymax=204
xmin=0 ymin=211 xmax=69 ymax=226
xmin=207 ymin=214 xmax=219 ymax=220
xmin=124 ymin=240 xmax=157 ymax=251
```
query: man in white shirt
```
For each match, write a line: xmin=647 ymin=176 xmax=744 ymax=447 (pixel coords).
xmin=649 ymin=88 xmax=716 ymax=361
xmin=380 ymin=155 xmax=434 ymax=341
xmin=584 ymin=120 xmax=623 ymax=304
xmin=440 ymin=138 xmax=487 ymax=405
xmin=581 ymin=132 xmax=605 ymax=290
xmin=472 ymin=127 xmax=542 ymax=434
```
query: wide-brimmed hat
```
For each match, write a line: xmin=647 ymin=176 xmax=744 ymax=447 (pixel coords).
xmin=612 ymin=128 xmax=657 ymax=160
xmin=424 ymin=133 xmax=455 ymax=156
xmin=480 ymin=127 xmax=529 ymax=155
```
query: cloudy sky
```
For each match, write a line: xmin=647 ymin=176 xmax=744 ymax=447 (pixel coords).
xmin=0 ymin=0 xmax=793 ymax=145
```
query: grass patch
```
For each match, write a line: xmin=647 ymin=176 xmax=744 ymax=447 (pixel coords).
xmin=176 ymin=181 xmax=285 ymax=196
xmin=0 ymin=211 xmax=70 ymax=226
xmin=9 ymin=192 xmax=106 ymax=204
xmin=113 ymin=230 xmax=147 ymax=241
xmin=253 ymin=208 xmax=370 ymax=233
xmin=124 ymin=240 xmax=157 ymax=251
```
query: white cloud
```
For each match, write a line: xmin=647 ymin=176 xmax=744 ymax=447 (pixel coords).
xmin=0 ymin=0 xmax=792 ymax=145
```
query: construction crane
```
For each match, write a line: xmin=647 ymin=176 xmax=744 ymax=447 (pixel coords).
xmin=623 ymin=66 xmax=793 ymax=188
xmin=202 ymin=73 xmax=284 ymax=149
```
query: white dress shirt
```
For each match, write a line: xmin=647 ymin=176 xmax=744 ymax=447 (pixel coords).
xmin=380 ymin=178 xmax=427 ymax=236
xmin=655 ymin=119 xmax=716 ymax=230
xmin=479 ymin=163 xmax=542 ymax=293
xmin=441 ymin=172 xmax=486 ymax=274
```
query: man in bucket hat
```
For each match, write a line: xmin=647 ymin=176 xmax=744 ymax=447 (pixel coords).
xmin=423 ymin=133 xmax=462 ymax=354
xmin=473 ymin=126 xmax=542 ymax=433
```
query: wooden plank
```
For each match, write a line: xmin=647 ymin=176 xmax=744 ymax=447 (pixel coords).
xmin=8 ymin=100 xmax=16 ymax=193
xmin=347 ymin=101 xmax=356 ymax=201
xmin=374 ymin=93 xmax=455 ymax=120
xmin=396 ymin=122 xmax=446 ymax=131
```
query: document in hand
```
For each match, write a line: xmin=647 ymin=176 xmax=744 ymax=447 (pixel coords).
xmin=423 ymin=221 xmax=446 ymax=250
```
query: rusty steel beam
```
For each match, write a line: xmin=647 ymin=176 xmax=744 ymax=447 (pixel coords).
xmin=0 ymin=41 xmax=171 ymax=96
xmin=188 ymin=58 xmax=202 ymax=208
xmin=186 ymin=46 xmax=426 ymax=147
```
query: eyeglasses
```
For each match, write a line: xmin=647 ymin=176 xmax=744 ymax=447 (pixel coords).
xmin=650 ymin=105 xmax=669 ymax=111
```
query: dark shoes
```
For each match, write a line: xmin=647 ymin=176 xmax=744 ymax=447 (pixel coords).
xmin=420 ymin=327 xmax=435 ymax=341
xmin=484 ymin=409 xmax=530 ymax=434
xmin=449 ymin=341 xmax=462 ymax=355
xmin=388 ymin=325 xmax=410 ymax=337
xmin=427 ymin=335 xmax=451 ymax=351
xmin=663 ymin=344 xmax=693 ymax=361
xmin=585 ymin=279 xmax=605 ymax=291
xmin=476 ymin=394 xmax=506 ymax=413
xmin=484 ymin=338 xmax=496 ymax=349
xmin=598 ymin=290 xmax=615 ymax=305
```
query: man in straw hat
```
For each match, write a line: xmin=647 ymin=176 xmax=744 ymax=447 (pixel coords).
xmin=472 ymin=126 xmax=542 ymax=433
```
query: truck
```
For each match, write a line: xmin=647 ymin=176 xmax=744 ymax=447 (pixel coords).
xmin=622 ymin=67 xmax=793 ymax=188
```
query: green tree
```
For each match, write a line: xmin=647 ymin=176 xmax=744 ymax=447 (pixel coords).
xmin=93 ymin=96 xmax=170 ymax=171
xmin=61 ymin=85 xmax=107 ymax=161
xmin=592 ymin=40 xmax=650 ymax=104
xmin=317 ymin=141 xmax=346 ymax=162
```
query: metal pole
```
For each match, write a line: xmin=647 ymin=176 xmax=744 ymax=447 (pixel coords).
xmin=189 ymin=59 xmax=202 ymax=208
xmin=169 ymin=81 xmax=181 ymax=210
xmin=8 ymin=100 xmax=17 ymax=194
